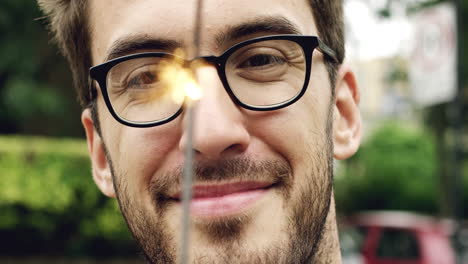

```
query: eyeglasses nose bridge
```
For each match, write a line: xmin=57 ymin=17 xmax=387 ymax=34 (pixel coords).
xmin=186 ymin=55 xmax=221 ymax=69
xmin=185 ymin=55 xmax=241 ymax=107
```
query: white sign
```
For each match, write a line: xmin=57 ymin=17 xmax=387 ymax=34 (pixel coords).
xmin=409 ymin=3 xmax=457 ymax=107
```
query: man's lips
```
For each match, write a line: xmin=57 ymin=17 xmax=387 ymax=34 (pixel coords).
xmin=169 ymin=182 xmax=273 ymax=218
xmin=172 ymin=181 xmax=272 ymax=199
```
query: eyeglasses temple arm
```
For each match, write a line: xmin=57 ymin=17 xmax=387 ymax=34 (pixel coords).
xmin=317 ymin=39 xmax=339 ymax=64
xmin=87 ymin=76 xmax=98 ymax=106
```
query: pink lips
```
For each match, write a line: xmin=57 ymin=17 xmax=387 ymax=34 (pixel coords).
xmin=172 ymin=182 xmax=271 ymax=218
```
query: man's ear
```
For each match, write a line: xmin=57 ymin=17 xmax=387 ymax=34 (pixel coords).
xmin=82 ymin=108 xmax=116 ymax=198
xmin=333 ymin=64 xmax=362 ymax=160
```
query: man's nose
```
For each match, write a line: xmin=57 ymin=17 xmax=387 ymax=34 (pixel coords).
xmin=179 ymin=66 xmax=250 ymax=160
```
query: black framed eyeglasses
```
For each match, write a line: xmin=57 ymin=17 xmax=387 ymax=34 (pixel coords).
xmin=89 ymin=35 xmax=338 ymax=128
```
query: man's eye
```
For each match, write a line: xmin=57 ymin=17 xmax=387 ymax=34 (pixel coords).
xmin=239 ymin=54 xmax=286 ymax=69
xmin=126 ymin=70 xmax=159 ymax=89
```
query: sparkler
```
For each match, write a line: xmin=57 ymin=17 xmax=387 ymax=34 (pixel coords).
xmin=155 ymin=1 xmax=204 ymax=263
xmin=180 ymin=0 xmax=204 ymax=263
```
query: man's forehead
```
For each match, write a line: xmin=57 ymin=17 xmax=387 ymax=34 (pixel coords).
xmin=88 ymin=0 xmax=317 ymax=63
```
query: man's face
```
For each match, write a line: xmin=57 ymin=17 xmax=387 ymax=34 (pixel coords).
xmin=83 ymin=0 xmax=360 ymax=263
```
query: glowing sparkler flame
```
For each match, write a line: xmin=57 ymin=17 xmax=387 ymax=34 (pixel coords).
xmin=158 ymin=49 xmax=202 ymax=104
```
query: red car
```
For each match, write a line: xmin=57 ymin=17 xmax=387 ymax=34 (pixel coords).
xmin=341 ymin=211 xmax=456 ymax=264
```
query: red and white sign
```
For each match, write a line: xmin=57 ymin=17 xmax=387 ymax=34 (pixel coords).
xmin=409 ymin=3 xmax=457 ymax=106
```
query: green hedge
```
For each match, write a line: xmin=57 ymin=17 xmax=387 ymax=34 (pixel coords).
xmin=0 ymin=136 xmax=137 ymax=257
xmin=335 ymin=123 xmax=439 ymax=215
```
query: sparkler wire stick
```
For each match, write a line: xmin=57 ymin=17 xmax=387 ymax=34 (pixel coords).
xmin=180 ymin=0 xmax=204 ymax=263
xmin=180 ymin=101 xmax=195 ymax=264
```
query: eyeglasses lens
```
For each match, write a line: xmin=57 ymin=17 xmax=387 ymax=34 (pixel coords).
xmin=226 ymin=39 xmax=306 ymax=107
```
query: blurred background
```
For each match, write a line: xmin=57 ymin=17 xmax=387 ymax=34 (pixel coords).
xmin=0 ymin=0 xmax=466 ymax=263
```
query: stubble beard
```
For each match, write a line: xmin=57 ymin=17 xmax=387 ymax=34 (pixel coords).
xmin=105 ymin=119 xmax=334 ymax=264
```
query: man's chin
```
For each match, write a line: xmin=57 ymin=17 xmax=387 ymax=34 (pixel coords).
xmin=193 ymin=214 xmax=251 ymax=245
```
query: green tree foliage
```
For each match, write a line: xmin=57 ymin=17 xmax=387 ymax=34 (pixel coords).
xmin=0 ymin=136 xmax=137 ymax=257
xmin=335 ymin=123 xmax=439 ymax=214
xmin=0 ymin=1 xmax=82 ymax=136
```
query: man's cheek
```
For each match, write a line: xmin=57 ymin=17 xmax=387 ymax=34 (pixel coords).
xmin=118 ymin=129 xmax=180 ymax=188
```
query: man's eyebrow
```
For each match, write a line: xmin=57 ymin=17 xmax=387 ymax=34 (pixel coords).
xmin=216 ymin=16 xmax=302 ymax=46
xmin=104 ymin=16 xmax=300 ymax=61
xmin=105 ymin=35 xmax=182 ymax=61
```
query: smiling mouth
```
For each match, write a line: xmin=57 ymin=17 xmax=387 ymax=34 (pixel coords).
xmin=169 ymin=181 xmax=275 ymax=218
